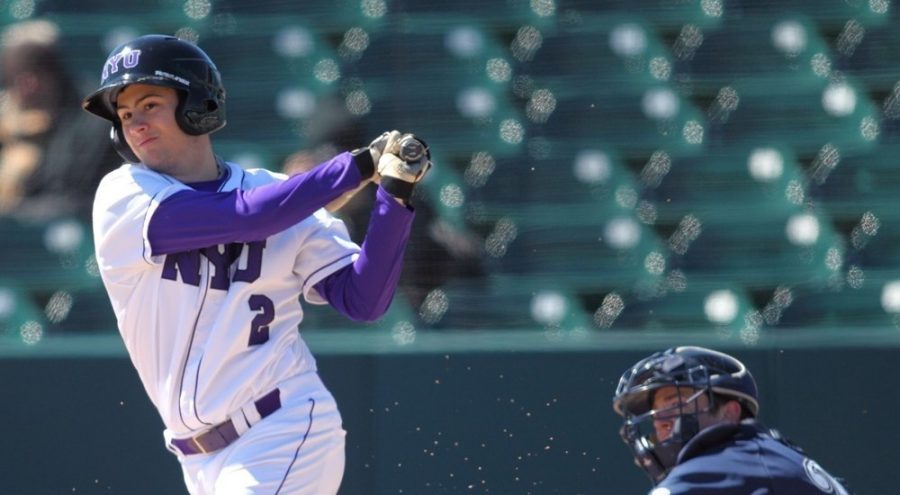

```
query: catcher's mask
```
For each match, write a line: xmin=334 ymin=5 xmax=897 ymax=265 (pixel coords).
xmin=82 ymin=34 xmax=226 ymax=162
xmin=612 ymin=346 xmax=759 ymax=484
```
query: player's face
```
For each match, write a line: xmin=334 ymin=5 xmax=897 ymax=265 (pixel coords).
xmin=650 ymin=386 xmax=714 ymax=442
xmin=115 ymin=83 xmax=207 ymax=175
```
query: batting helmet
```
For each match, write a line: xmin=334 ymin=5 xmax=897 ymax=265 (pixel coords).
xmin=82 ymin=35 xmax=226 ymax=161
xmin=612 ymin=346 xmax=759 ymax=483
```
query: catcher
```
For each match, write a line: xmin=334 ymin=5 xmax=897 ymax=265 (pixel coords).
xmin=613 ymin=346 xmax=852 ymax=494
xmin=82 ymin=34 xmax=429 ymax=494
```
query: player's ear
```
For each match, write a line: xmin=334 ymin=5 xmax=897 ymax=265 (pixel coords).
xmin=718 ymin=399 xmax=743 ymax=423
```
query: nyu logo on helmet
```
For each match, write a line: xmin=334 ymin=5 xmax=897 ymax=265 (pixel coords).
xmin=101 ymin=48 xmax=142 ymax=82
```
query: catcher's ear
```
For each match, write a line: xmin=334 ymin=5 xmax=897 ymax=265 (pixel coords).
xmin=110 ymin=124 xmax=139 ymax=163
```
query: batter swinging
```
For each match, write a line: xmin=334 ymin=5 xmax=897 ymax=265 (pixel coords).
xmin=82 ymin=34 xmax=431 ymax=494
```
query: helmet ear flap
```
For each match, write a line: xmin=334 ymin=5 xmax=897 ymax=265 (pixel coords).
xmin=110 ymin=124 xmax=139 ymax=163
xmin=177 ymin=92 xmax=225 ymax=135
xmin=174 ymin=70 xmax=226 ymax=135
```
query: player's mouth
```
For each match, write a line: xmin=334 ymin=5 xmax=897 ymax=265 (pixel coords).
xmin=138 ymin=137 xmax=158 ymax=147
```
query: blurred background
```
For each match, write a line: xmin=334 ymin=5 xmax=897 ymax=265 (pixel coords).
xmin=0 ymin=0 xmax=898 ymax=493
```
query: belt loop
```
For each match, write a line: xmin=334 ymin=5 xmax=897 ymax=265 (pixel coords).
xmin=241 ymin=398 xmax=263 ymax=426
xmin=229 ymin=409 xmax=251 ymax=436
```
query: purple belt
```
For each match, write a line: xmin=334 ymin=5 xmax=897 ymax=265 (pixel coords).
xmin=169 ymin=388 xmax=281 ymax=456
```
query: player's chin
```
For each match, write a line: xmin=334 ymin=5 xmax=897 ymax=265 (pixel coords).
xmin=139 ymin=156 xmax=172 ymax=173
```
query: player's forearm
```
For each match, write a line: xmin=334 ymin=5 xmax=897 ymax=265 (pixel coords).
xmin=148 ymin=151 xmax=372 ymax=255
xmin=314 ymin=187 xmax=414 ymax=321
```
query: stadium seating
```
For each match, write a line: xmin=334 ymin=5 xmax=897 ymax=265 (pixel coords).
xmin=198 ymin=17 xmax=347 ymax=161
xmin=833 ymin=22 xmax=900 ymax=94
xmin=590 ymin=282 xmax=758 ymax=334
xmin=462 ymin=143 xmax=639 ymax=224
xmin=417 ymin=277 xmax=594 ymax=331
xmin=5 ymin=0 xmax=900 ymax=334
xmin=388 ymin=0 xmax=554 ymax=33
xmin=210 ymin=0 xmax=389 ymax=35
xmin=0 ymin=280 xmax=46 ymax=342
xmin=775 ymin=269 xmax=900 ymax=329
xmin=479 ymin=215 xmax=667 ymax=293
xmin=0 ymin=218 xmax=113 ymax=338
xmin=340 ymin=21 xmax=526 ymax=162
xmin=41 ymin=287 xmax=118 ymax=334
xmin=682 ymin=15 xmax=878 ymax=156
xmin=513 ymin=21 xmax=706 ymax=159
xmin=809 ymin=144 xmax=900 ymax=220
xmin=0 ymin=218 xmax=100 ymax=294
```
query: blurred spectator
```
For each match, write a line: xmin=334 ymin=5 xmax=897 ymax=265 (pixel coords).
xmin=283 ymin=146 xmax=484 ymax=310
xmin=0 ymin=19 xmax=120 ymax=221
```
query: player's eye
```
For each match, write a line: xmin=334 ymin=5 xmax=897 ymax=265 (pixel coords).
xmin=118 ymin=111 xmax=132 ymax=121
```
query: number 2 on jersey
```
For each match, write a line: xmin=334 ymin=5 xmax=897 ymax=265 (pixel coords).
xmin=248 ymin=294 xmax=275 ymax=346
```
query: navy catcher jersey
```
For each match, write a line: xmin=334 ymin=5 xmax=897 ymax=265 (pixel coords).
xmin=651 ymin=421 xmax=850 ymax=495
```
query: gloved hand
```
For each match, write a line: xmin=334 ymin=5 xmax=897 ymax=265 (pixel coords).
xmin=350 ymin=130 xmax=402 ymax=181
xmin=377 ymin=134 xmax=432 ymax=203
xmin=367 ymin=130 xmax=402 ymax=166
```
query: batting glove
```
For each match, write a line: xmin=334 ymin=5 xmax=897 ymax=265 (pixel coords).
xmin=351 ymin=130 xmax=402 ymax=181
xmin=377 ymin=134 xmax=432 ymax=203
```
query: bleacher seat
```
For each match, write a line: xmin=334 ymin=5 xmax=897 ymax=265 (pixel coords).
xmin=808 ymin=145 xmax=900 ymax=222
xmin=554 ymin=0 xmax=724 ymax=34
xmin=0 ymin=218 xmax=101 ymax=294
xmin=38 ymin=0 xmax=186 ymax=18
xmin=0 ymin=219 xmax=113 ymax=335
xmin=417 ymin=277 xmax=593 ymax=331
xmin=589 ymin=282 xmax=758 ymax=333
xmin=0 ymin=280 xmax=46 ymax=342
xmin=42 ymin=287 xmax=118 ymax=334
xmin=481 ymin=214 xmax=667 ymax=292
xmin=722 ymin=0 xmax=890 ymax=32
xmin=463 ymin=142 xmax=641 ymax=227
xmin=515 ymin=22 xmax=706 ymax=159
xmin=211 ymin=0 xmax=389 ymax=34
xmin=833 ymin=23 xmax=900 ymax=95
xmin=649 ymin=145 xmax=841 ymax=290
xmin=666 ymin=210 xmax=840 ymax=291
xmin=342 ymin=22 xmax=525 ymax=161
xmin=679 ymin=15 xmax=878 ymax=155
xmin=774 ymin=271 xmax=900 ymax=329
xmin=199 ymin=17 xmax=346 ymax=160
xmin=649 ymin=144 xmax=807 ymax=224
xmin=388 ymin=0 xmax=554 ymax=33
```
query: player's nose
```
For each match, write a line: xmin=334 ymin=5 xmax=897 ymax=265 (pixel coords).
xmin=653 ymin=419 xmax=673 ymax=442
xmin=125 ymin=115 xmax=149 ymax=134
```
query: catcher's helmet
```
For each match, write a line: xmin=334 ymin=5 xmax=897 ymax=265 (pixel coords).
xmin=82 ymin=35 xmax=226 ymax=161
xmin=612 ymin=346 xmax=759 ymax=484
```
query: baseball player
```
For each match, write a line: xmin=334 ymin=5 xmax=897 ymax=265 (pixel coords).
xmin=613 ymin=346 xmax=852 ymax=494
xmin=81 ymin=34 xmax=430 ymax=494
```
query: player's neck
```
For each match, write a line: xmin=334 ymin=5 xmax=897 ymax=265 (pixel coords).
xmin=171 ymin=139 xmax=218 ymax=183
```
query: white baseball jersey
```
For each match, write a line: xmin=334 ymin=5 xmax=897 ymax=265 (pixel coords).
xmin=92 ymin=160 xmax=358 ymax=438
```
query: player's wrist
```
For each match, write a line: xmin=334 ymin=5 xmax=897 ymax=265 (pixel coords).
xmin=377 ymin=184 xmax=412 ymax=208
xmin=379 ymin=176 xmax=415 ymax=202
xmin=350 ymin=147 xmax=376 ymax=181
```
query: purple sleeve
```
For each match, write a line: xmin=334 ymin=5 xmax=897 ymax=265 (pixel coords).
xmin=148 ymin=152 xmax=364 ymax=255
xmin=314 ymin=187 xmax=414 ymax=321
